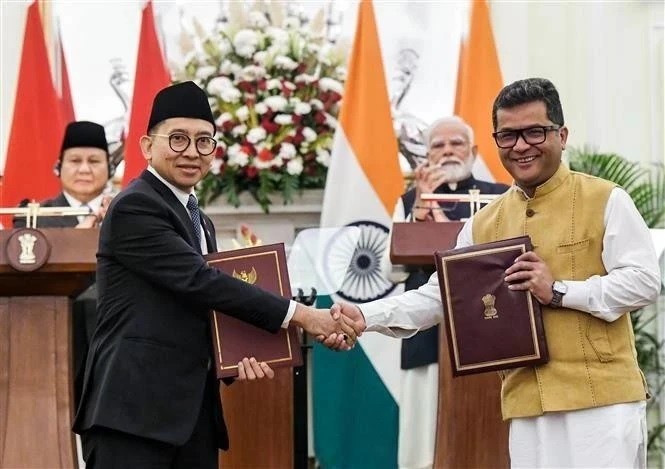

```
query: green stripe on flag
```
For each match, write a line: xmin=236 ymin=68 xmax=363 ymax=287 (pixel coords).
xmin=312 ymin=295 xmax=398 ymax=469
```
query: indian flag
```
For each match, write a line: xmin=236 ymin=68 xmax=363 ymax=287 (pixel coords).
xmin=312 ymin=0 xmax=404 ymax=467
xmin=455 ymin=0 xmax=508 ymax=184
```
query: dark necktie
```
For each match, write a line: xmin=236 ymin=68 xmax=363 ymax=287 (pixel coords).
xmin=186 ymin=194 xmax=202 ymax=247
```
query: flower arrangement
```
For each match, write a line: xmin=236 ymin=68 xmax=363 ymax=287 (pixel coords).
xmin=176 ymin=3 xmax=347 ymax=212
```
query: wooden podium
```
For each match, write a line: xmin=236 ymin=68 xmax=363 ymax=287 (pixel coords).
xmin=390 ymin=221 xmax=510 ymax=468
xmin=0 ymin=228 xmax=97 ymax=469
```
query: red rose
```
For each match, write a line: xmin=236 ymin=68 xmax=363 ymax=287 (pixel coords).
xmin=245 ymin=166 xmax=258 ymax=179
xmin=222 ymin=120 xmax=235 ymax=132
xmin=261 ymin=118 xmax=280 ymax=134
xmin=241 ymin=144 xmax=255 ymax=156
xmin=292 ymin=131 xmax=305 ymax=146
xmin=292 ymin=115 xmax=302 ymax=125
xmin=215 ymin=146 xmax=225 ymax=159
xmin=258 ymin=148 xmax=274 ymax=162
xmin=314 ymin=111 xmax=326 ymax=124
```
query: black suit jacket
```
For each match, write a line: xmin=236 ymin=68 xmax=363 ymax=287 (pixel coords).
xmin=400 ymin=177 xmax=510 ymax=369
xmin=72 ymin=170 xmax=290 ymax=449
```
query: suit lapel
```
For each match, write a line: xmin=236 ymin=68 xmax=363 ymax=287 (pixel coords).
xmin=139 ymin=171 xmax=201 ymax=252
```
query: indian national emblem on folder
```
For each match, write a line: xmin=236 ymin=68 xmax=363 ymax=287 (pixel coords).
xmin=205 ymin=243 xmax=303 ymax=378
xmin=435 ymin=235 xmax=549 ymax=376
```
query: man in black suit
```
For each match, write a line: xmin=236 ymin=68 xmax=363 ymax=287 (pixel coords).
xmin=383 ymin=116 xmax=509 ymax=468
xmin=14 ymin=120 xmax=114 ymax=407
xmin=73 ymin=81 xmax=353 ymax=469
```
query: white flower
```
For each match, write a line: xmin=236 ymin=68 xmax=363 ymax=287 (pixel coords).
xmin=217 ymin=38 xmax=232 ymax=57
xmin=325 ymin=112 xmax=337 ymax=127
xmin=210 ymin=159 xmax=223 ymax=175
xmin=316 ymin=148 xmax=331 ymax=167
xmin=266 ymin=79 xmax=282 ymax=90
xmin=310 ymin=99 xmax=324 ymax=110
xmin=246 ymin=127 xmax=267 ymax=144
xmin=294 ymin=102 xmax=311 ymax=115
xmin=238 ymin=65 xmax=266 ymax=81
xmin=274 ymin=114 xmax=293 ymax=125
xmin=279 ymin=143 xmax=297 ymax=159
xmin=319 ymin=77 xmax=344 ymax=94
xmin=302 ymin=127 xmax=317 ymax=142
xmin=254 ymin=102 xmax=269 ymax=114
xmin=219 ymin=60 xmax=234 ymax=75
xmin=267 ymin=43 xmax=289 ymax=57
xmin=265 ymin=27 xmax=289 ymax=46
xmin=220 ymin=86 xmax=241 ymax=103
xmin=295 ymin=73 xmax=317 ymax=84
xmin=227 ymin=143 xmax=250 ymax=168
xmin=264 ymin=95 xmax=288 ymax=112
xmin=248 ymin=11 xmax=269 ymax=29
xmin=231 ymin=124 xmax=247 ymax=137
xmin=228 ymin=149 xmax=250 ymax=168
xmin=233 ymin=29 xmax=259 ymax=58
xmin=286 ymin=157 xmax=304 ymax=175
xmin=283 ymin=81 xmax=296 ymax=90
xmin=283 ymin=17 xmax=300 ymax=30
xmin=215 ymin=112 xmax=233 ymax=126
xmin=253 ymin=51 xmax=268 ymax=66
xmin=235 ymin=106 xmax=249 ymax=122
xmin=207 ymin=76 xmax=233 ymax=95
xmin=195 ymin=65 xmax=217 ymax=80
xmin=274 ymin=55 xmax=298 ymax=70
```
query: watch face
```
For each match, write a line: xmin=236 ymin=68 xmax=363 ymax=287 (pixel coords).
xmin=553 ymin=281 xmax=568 ymax=295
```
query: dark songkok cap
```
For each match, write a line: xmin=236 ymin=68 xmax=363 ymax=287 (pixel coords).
xmin=147 ymin=81 xmax=215 ymax=133
xmin=60 ymin=121 xmax=108 ymax=154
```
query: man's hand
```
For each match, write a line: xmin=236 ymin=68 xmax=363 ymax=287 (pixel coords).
xmin=76 ymin=194 xmax=113 ymax=229
xmin=504 ymin=251 xmax=554 ymax=305
xmin=291 ymin=303 xmax=357 ymax=346
xmin=316 ymin=302 xmax=367 ymax=351
xmin=237 ymin=357 xmax=274 ymax=380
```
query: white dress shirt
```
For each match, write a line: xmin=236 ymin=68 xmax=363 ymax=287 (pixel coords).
xmin=63 ymin=191 xmax=105 ymax=224
xmin=362 ymin=187 xmax=661 ymax=335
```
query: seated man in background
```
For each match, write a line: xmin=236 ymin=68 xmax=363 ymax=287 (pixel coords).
xmin=14 ymin=120 xmax=114 ymax=406
xmin=384 ymin=115 xmax=509 ymax=469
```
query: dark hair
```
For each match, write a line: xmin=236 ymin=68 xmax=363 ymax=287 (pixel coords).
xmin=492 ymin=78 xmax=564 ymax=130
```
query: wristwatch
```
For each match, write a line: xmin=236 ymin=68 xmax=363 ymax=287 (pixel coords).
xmin=549 ymin=281 xmax=568 ymax=308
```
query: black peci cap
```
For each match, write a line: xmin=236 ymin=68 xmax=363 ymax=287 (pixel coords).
xmin=147 ymin=81 xmax=215 ymax=133
xmin=60 ymin=121 xmax=108 ymax=154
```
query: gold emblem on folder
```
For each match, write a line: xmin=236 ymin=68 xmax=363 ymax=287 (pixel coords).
xmin=232 ymin=267 xmax=258 ymax=284
xmin=482 ymin=294 xmax=498 ymax=320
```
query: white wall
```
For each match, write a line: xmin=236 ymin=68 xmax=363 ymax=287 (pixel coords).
xmin=1 ymin=1 xmax=663 ymax=175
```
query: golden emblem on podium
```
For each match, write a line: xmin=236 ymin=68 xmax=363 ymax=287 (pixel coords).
xmin=232 ymin=267 xmax=258 ymax=284
xmin=482 ymin=293 xmax=498 ymax=320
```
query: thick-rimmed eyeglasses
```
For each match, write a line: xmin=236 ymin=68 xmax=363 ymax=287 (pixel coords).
xmin=492 ymin=125 xmax=561 ymax=149
xmin=151 ymin=133 xmax=217 ymax=156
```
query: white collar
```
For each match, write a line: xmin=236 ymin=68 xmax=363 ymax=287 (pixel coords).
xmin=147 ymin=165 xmax=196 ymax=210
xmin=62 ymin=191 xmax=105 ymax=212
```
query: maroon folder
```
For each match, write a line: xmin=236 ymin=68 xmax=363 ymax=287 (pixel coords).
xmin=205 ymin=243 xmax=303 ymax=378
xmin=390 ymin=221 xmax=464 ymax=265
xmin=434 ymin=236 xmax=548 ymax=376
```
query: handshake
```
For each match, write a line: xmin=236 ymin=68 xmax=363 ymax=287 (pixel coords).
xmin=291 ymin=302 xmax=367 ymax=351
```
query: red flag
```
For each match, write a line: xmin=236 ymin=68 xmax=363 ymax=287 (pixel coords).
xmin=1 ymin=1 xmax=62 ymax=226
xmin=58 ymin=26 xmax=75 ymax=123
xmin=123 ymin=1 xmax=170 ymax=186
xmin=454 ymin=0 xmax=510 ymax=183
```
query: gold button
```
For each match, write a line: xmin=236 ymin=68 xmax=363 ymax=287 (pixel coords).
xmin=526 ymin=208 xmax=535 ymax=217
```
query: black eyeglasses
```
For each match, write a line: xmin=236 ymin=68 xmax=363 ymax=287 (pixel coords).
xmin=492 ymin=125 xmax=561 ymax=149
xmin=151 ymin=133 xmax=217 ymax=156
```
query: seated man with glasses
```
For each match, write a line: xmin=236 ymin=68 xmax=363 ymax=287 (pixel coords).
xmin=382 ymin=115 xmax=509 ymax=469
